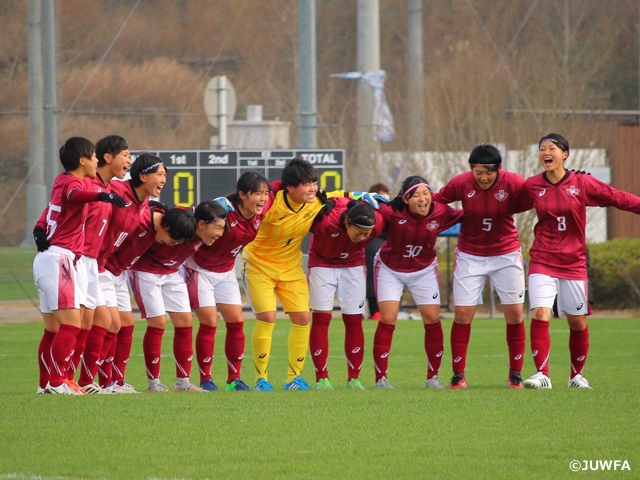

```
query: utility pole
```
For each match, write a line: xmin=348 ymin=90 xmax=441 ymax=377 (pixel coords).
xmin=42 ymin=0 xmax=59 ymax=194
xmin=408 ymin=0 xmax=424 ymax=151
xmin=356 ymin=0 xmax=380 ymax=189
xmin=22 ymin=0 xmax=46 ymax=246
xmin=298 ymin=0 xmax=317 ymax=148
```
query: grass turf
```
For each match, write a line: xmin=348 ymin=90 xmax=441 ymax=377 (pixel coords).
xmin=0 ymin=317 xmax=638 ymax=479
xmin=0 ymin=247 xmax=38 ymax=302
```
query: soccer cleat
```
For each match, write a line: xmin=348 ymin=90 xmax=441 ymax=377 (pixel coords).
xmin=346 ymin=378 xmax=365 ymax=390
xmin=200 ymin=379 xmax=219 ymax=392
xmin=225 ymin=379 xmax=251 ymax=391
xmin=523 ymin=372 xmax=552 ymax=389
xmin=449 ymin=374 xmax=468 ymax=389
xmin=374 ymin=377 xmax=394 ymax=389
xmin=45 ymin=382 xmax=82 ymax=395
xmin=567 ymin=374 xmax=592 ymax=389
xmin=65 ymin=379 xmax=87 ymax=395
xmin=147 ymin=383 xmax=170 ymax=393
xmin=426 ymin=376 xmax=445 ymax=389
xmin=315 ymin=378 xmax=334 ymax=390
xmin=255 ymin=378 xmax=274 ymax=391
xmin=174 ymin=382 xmax=206 ymax=392
xmin=117 ymin=382 xmax=139 ymax=394
xmin=507 ymin=373 xmax=523 ymax=389
xmin=284 ymin=376 xmax=311 ymax=391
xmin=36 ymin=386 xmax=48 ymax=395
xmin=80 ymin=382 xmax=114 ymax=395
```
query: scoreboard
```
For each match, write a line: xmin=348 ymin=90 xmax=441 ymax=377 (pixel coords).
xmin=130 ymin=149 xmax=345 ymax=207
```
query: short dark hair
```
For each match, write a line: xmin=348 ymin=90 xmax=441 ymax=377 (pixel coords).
xmin=96 ymin=135 xmax=128 ymax=167
xmin=59 ymin=137 xmax=95 ymax=171
xmin=129 ymin=153 xmax=165 ymax=187
xmin=194 ymin=200 xmax=226 ymax=223
xmin=160 ymin=208 xmax=197 ymax=241
xmin=281 ymin=157 xmax=318 ymax=188
xmin=468 ymin=144 xmax=501 ymax=170
xmin=346 ymin=200 xmax=376 ymax=228
xmin=539 ymin=133 xmax=570 ymax=154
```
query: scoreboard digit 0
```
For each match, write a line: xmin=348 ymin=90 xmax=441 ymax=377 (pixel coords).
xmin=130 ymin=149 xmax=345 ymax=207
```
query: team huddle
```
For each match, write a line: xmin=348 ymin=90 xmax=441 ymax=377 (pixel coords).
xmin=33 ymin=133 xmax=640 ymax=395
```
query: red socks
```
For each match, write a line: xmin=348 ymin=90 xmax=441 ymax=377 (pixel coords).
xmin=67 ymin=328 xmax=89 ymax=381
xmin=373 ymin=321 xmax=395 ymax=381
xmin=530 ymin=319 xmax=550 ymax=376
xmin=506 ymin=322 xmax=526 ymax=374
xmin=98 ymin=332 xmax=117 ymax=388
xmin=113 ymin=325 xmax=134 ymax=385
xmin=309 ymin=312 xmax=332 ymax=381
xmin=37 ymin=329 xmax=56 ymax=389
xmin=225 ymin=322 xmax=245 ymax=383
xmin=195 ymin=324 xmax=216 ymax=383
xmin=450 ymin=322 xmax=470 ymax=375
xmin=48 ymin=324 xmax=80 ymax=387
xmin=343 ymin=313 xmax=364 ymax=381
xmin=78 ymin=325 xmax=107 ymax=386
xmin=424 ymin=321 xmax=443 ymax=380
xmin=173 ymin=326 xmax=193 ymax=379
xmin=143 ymin=326 xmax=165 ymax=380
xmin=569 ymin=326 xmax=589 ymax=377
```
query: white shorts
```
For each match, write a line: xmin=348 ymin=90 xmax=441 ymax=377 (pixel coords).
xmin=33 ymin=246 xmax=81 ymax=313
xmin=99 ymin=270 xmax=132 ymax=311
xmin=181 ymin=260 xmax=242 ymax=309
xmin=77 ymin=256 xmax=105 ymax=309
xmin=528 ymin=274 xmax=589 ymax=316
xmin=453 ymin=249 xmax=525 ymax=306
xmin=128 ymin=270 xmax=191 ymax=319
xmin=75 ymin=256 xmax=88 ymax=308
xmin=374 ymin=255 xmax=441 ymax=305
xmin=308 ymin=265 xmax=367 ymax=314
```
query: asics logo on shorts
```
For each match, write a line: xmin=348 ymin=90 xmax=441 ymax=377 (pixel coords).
xmin=577 ymin=303 xmax=584 ymax=310
xmin=519 ymin=291 xmax=524 ymax=298
xmin=313 ymin=349 xmax=322 ymax=356
xmin=359 ymin=301 xmax=365 ymax=308
xmin=432 ymin=293 xmax=438 ymax=299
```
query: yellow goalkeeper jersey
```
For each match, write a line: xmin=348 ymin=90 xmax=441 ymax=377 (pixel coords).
xmin=242 ymin=190 xmax=341 ymax=273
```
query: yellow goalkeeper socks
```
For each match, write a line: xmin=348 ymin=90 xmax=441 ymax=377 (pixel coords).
xmin=287 ymin=323 xmax=310 ymax=382
xmin=252 ymin=320 xmax=274 ymax=381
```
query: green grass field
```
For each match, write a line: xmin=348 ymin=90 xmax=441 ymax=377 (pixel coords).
xmin=1 ymin=317 xmax=639 ymax=479
xmin=0 ymin=247 xmax=38 ymax=301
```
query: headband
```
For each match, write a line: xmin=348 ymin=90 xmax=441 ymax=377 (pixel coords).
xmin=141 ymin=161 xmax=164 ymax=173
xmin=539 ymin=137 xmax=568 ymax=152
xmin=402 ymin=182 xmax=430 ymax=198
xmin=349 ymin=221 xmax=375 ymax=229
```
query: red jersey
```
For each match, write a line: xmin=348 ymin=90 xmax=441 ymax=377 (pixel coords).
xmin=97 ymin=180 xmax=148 ymax=272
xmin=308 ymin=198 xmax=385 ymax=268
xmin=192 ymin=194 xmax=274 ymax=273
xmin=35 ymin=172 xmax=89 ymax=256
xmin=132 ymin=237 xmax=204 ymax=275
xmin=103 ymin=206 xmax=157 ymax=276
xmin=377 ymin=202 xmax=463 ymax=273
xmin=433 ymin=170 xmax=525 ymax=256
xmin=82 ymin=174 xmax=113 ymax=258
xmin=519 ymin=170 xmax=640 ymax=279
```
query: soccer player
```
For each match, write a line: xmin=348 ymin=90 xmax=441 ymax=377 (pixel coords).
xmin=365 ymin=183 xmax=390 ymax=321
xmin=241 ymin=158 xmax=344 ymax=391
xmin=182 ymin=171 xmax=273 ymax=392
xmin=372 ymin=175 xmax=463 ymax=389
xmin=308 ymin=198 xmax=384 ymax=390
xmin=518 ymin=133 xmax=640 ymax=389
xmin=433 ymin=144 xmax=527 ymax=389
xmin=66 ymin=135 xmax=131 ymax=390
xmin=33 ymin=136 xmax=126 ymax=394
xmin=129 ymin=201 xmax=226 ymax=393
xmin=77 ymin=153 xmax=167 ymax=393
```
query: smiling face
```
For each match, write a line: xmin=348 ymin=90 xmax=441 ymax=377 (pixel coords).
xmin=108 ymin=149 xmax=131 ymax=180
xmin=471 ymin=164 xmax=498 ymax=190
xmin=196 ymin=219 xmax=226 ymax=246
xmin=539 ymin=140 xmax=568 ymax=174
xmin=403 ymin=185 xmax=432 ymax=216
xmin=345 ymin=220 xmax=373 ymax=243
xmin=238 ymin=183 xmax=270 ymax=218
xmin=286 ymin=181 xmax=318 ymax=204
xmin=140 ymin=165 xmax=167 ymax=199
xmin=81 ymin=153 xmax=99 ymax=179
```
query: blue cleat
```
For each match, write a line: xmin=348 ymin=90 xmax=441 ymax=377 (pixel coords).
xmin=200 ymin=379 xmax=219 ymax=392
xmin=255 ymin=378 xmax=274 ymax=391
xmin=226 ymin=378 xmax=251 ymax=391
xmin=284 ymin=376 xmax=310 ymax=391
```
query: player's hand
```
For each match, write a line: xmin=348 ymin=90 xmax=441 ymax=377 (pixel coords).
xmin=97 ymin=192 xmax=126 ymax=208
xmin=316 ymin=189 xmax=328 ymax=204
xmin=314 ymin=199 xmax=335 ymax=222
xmin=352 ymin=191 xmax=384 ymax=209
xmin=148 ymin=199 xmax=169 ymax=211
xmin=213 ymin=196 xmax=234 ymax=212
xmin=33 ymin=227 xmax=50 ymax=252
